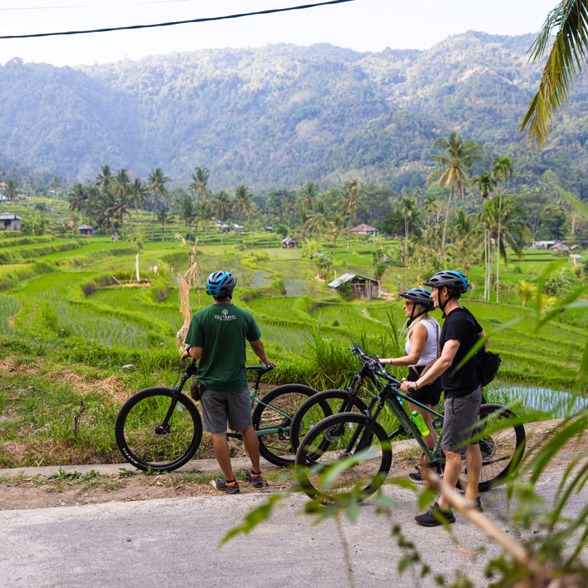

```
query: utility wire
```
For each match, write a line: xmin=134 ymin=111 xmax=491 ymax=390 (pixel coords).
xmin=0 ymin=0 xmax=354 ymax=40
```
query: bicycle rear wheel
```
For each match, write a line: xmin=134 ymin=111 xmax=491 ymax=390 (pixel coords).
xmin=252 ymin=383 xmax=316 ymax=467
xmin=289 ymin=389 xmax=370 ymax=453
xmin=457 ymin=403 xmax=526 ymax=492
xmin=115 ymin=387 xmax=203 ymax=473
xmin=295 ymin=412 xmax=392 ymax=503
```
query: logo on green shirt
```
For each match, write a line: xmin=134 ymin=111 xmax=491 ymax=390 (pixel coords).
xmin=214 ymin=308 xmax=237 ymax=321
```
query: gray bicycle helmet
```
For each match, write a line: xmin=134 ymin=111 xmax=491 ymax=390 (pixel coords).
xmin=205 ymin=270 xmax=237 ymax=297
xmin=424 ymin=270 xmax=469 ymax=293
xmin=400 ymin=288 xmax=434 ymax=311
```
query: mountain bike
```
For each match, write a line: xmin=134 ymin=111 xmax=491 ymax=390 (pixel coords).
xmin=295 ymin=344 xmax=526 ymax=503
xmin=115 ymin=360 xmax=316 ymax=472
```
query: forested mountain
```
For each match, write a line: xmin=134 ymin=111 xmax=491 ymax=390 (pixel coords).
xmin=1 ymin=31 xmax=588 ymax=197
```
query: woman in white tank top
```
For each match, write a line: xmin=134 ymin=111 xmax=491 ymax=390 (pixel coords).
xmin=379 ymin=288 xmax=442 ymax=468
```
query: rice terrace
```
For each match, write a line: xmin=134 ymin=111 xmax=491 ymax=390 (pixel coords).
xmin=0 ymin=203 xmax=586 ymax=470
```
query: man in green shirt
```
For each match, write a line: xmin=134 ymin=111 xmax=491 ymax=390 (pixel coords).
xmin=183 ymin=271 xmax=275 ymax=494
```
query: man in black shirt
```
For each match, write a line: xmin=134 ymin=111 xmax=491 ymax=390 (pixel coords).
xmin=400 ymin=270 xmax=485 ymax=526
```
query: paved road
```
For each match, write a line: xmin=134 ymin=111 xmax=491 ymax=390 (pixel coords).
xmin=1 ymin=464 xmax=585 ymax=588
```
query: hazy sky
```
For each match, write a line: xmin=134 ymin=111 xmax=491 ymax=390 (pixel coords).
xmin=0 ymin=0 xmax=557 ymax=67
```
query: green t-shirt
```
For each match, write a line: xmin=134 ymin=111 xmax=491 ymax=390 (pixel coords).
xmin=184 ymin=303 xmax=261 ymax=392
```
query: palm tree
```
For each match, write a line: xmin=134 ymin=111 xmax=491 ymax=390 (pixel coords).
xmin=156 ymin=205 xmax=172 ymax=241
xmin=129 ymin=178 xmax=147 ymax=211
xmin=480 ymin=194 xmax=528 ymax=301
xmin=234 ymin=185 xmax=254 ymax=224
xmin=520 ymin=1 xmax=588 ymax=147
xmin=147 ymin=168 xmax=170 ymax=211
xmin=96 ymin=165 xmax=112 ymax=195
xmin=335 ymin=179 xmax=367 ymax=270
xmin=189 ymin=167 xmax=211 ymax=202
xmin=400 ymin=195 xmax=418 ymax=264
xmin=212 ymin=189 xmax=232 ymax=223
xmin=427 ymin=131 xmax=482 ymax=264
xmin=492 ymin=156 xmax=514 ymax=183
xmin=148 ymin=168 xmax=170 ymax=240
xmin=472 ymin=170 xmax=497 ymax=299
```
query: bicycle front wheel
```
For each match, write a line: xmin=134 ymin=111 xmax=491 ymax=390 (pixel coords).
xmin=295 ymin=412 xmax=392 ymax=503
xmin=289 ymin=389 xmax=370 ymax=453
xmin=457 ymin=403 xmax=526 ymax=492
xmin=252 ymin=383 xmax=316 ymax=468
xmin=115 ymin=387 xmax=203 ymax=473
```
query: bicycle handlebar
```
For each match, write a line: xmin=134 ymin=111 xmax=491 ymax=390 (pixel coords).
xmin=349 ymin=343 xmax=402 ymax=387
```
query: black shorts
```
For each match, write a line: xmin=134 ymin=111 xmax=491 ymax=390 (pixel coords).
xmin=407 ymin=365 xmax=442 ymax=406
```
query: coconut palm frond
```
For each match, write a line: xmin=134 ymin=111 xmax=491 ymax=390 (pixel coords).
xmin=521 ymin=0 xmax=588 ymax=147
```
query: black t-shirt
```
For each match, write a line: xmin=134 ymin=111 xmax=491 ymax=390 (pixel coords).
xmin=440 ymin=306 xmax=482 ymax=398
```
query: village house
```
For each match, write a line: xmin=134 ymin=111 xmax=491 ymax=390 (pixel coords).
xmin=77 ymin=224 xmax=95 ymax=236
xmin=0 ymin=212 xmax=21 ymax=231
xmin=281 ymin=237 xmax=296 ymax=248
xmin=328 ymin=273 xmax=380 ymax=299
xmin=350 ymin=223 xmax=379 ymax=236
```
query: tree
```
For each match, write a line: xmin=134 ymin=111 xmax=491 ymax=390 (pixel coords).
xmin=189 ymin=167 xmax=211 ymax=202
xmin=335 ymin=179 xmax=367 ymax=270
xmin=96 ymin=164 xmax=112 ymax=195
xmin=147 ymin=168 xmax=170 ymax=212
xmin=156 ymin=204 xmax=172 ymax=241
xmin=234 ymin=184 xmax=254 ymax=224
xmin=212 ymin=189 xmax=232 ymax=223
xmin=148 ymin=168 xmax=170 ymax=240
xmin=520 ymin=1 xmax=588 ymax=146
xmin=399 ymin=195 xmax=418 ymax=264
xmin=4 ymin=178 xmax=18 ymax=203
xmin=480 ymin=194 xmax=528 ymax=301
xmin=427 ymin=131 xmax=482 ymax=264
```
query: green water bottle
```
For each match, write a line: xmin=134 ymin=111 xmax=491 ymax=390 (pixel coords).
xmin=411 ymin=410 xmax=430 ymax=437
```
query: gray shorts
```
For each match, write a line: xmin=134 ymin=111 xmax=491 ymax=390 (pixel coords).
xmin=200 ymin=388 xmax=252 ymax=434
xmin=441 ymin=386 xmax=483 ymax=452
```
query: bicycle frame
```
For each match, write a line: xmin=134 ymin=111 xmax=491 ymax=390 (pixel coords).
xmin=169 ymin=361 xmax=280 ymax=440
xmin=347 ymin=345 xmax=445 ymax=466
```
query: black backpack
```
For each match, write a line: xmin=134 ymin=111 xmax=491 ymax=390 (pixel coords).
xmin=462 ymin=307 xmax=501 ymax=387
xmin=475 ymin=349 xmax=501 ymax=387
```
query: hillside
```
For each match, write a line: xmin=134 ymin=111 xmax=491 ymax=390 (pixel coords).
xmin=1 ymin=32 xmax=588 ymax=196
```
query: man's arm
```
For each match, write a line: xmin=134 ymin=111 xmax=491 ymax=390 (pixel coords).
xmin=249 ymin=339 xmax=276 ymax=368
xmin=400 ymin=339 xmax=460 ymax=394
xmin=182 ymin=345 xmax=203 ymax=362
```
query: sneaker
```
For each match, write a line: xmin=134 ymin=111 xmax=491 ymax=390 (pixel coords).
xmin=414 ymin=502 xmax=456 ymax=527
xmin=245 ymin=469 xmax=265 ymax=488
xmin=215 ymin=478 xmax=240 ymax=494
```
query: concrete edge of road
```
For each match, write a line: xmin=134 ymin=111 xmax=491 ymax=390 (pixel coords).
xmin=0 ymin=439 xmax=419 ymax=479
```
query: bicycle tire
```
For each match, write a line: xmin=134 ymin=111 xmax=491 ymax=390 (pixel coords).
xmin=252 ymin=383 xmax=316 ymax=467
xmin=115 ymin=386 xmax=203 ymax=473
xmin=295 ymin=412 xmax=392 ymax=503
xmin=456 ymin=403 xmax=526 ymax=492
xmin=289 ymin=389 xmax=370 ymax=452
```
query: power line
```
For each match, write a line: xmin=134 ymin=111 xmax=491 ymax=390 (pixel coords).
xmin=0 ymin=0 xmax=355 ymax=40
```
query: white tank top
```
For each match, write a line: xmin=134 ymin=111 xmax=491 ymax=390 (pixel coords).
xmin=405 ymin=318 xmax=440 ymax=366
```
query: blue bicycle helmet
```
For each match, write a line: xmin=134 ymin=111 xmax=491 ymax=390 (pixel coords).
xmin=424 ymin=270 xmax=469 ymax=293
xmin=400 ymin=288 xmax=434 ymax=311
xmin=205 ymin=271 xmax=237 ymax=297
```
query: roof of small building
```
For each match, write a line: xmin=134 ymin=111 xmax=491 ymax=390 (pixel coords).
xmin=0 ymin=212 xmax=21 ymax=220
xmin=350 ymin=223 xmax=378 ymax=233
xmin=78 ymin=224 xmax=94 ymax=230
xmin=328 ymin=273 xmax=378 ymax=288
